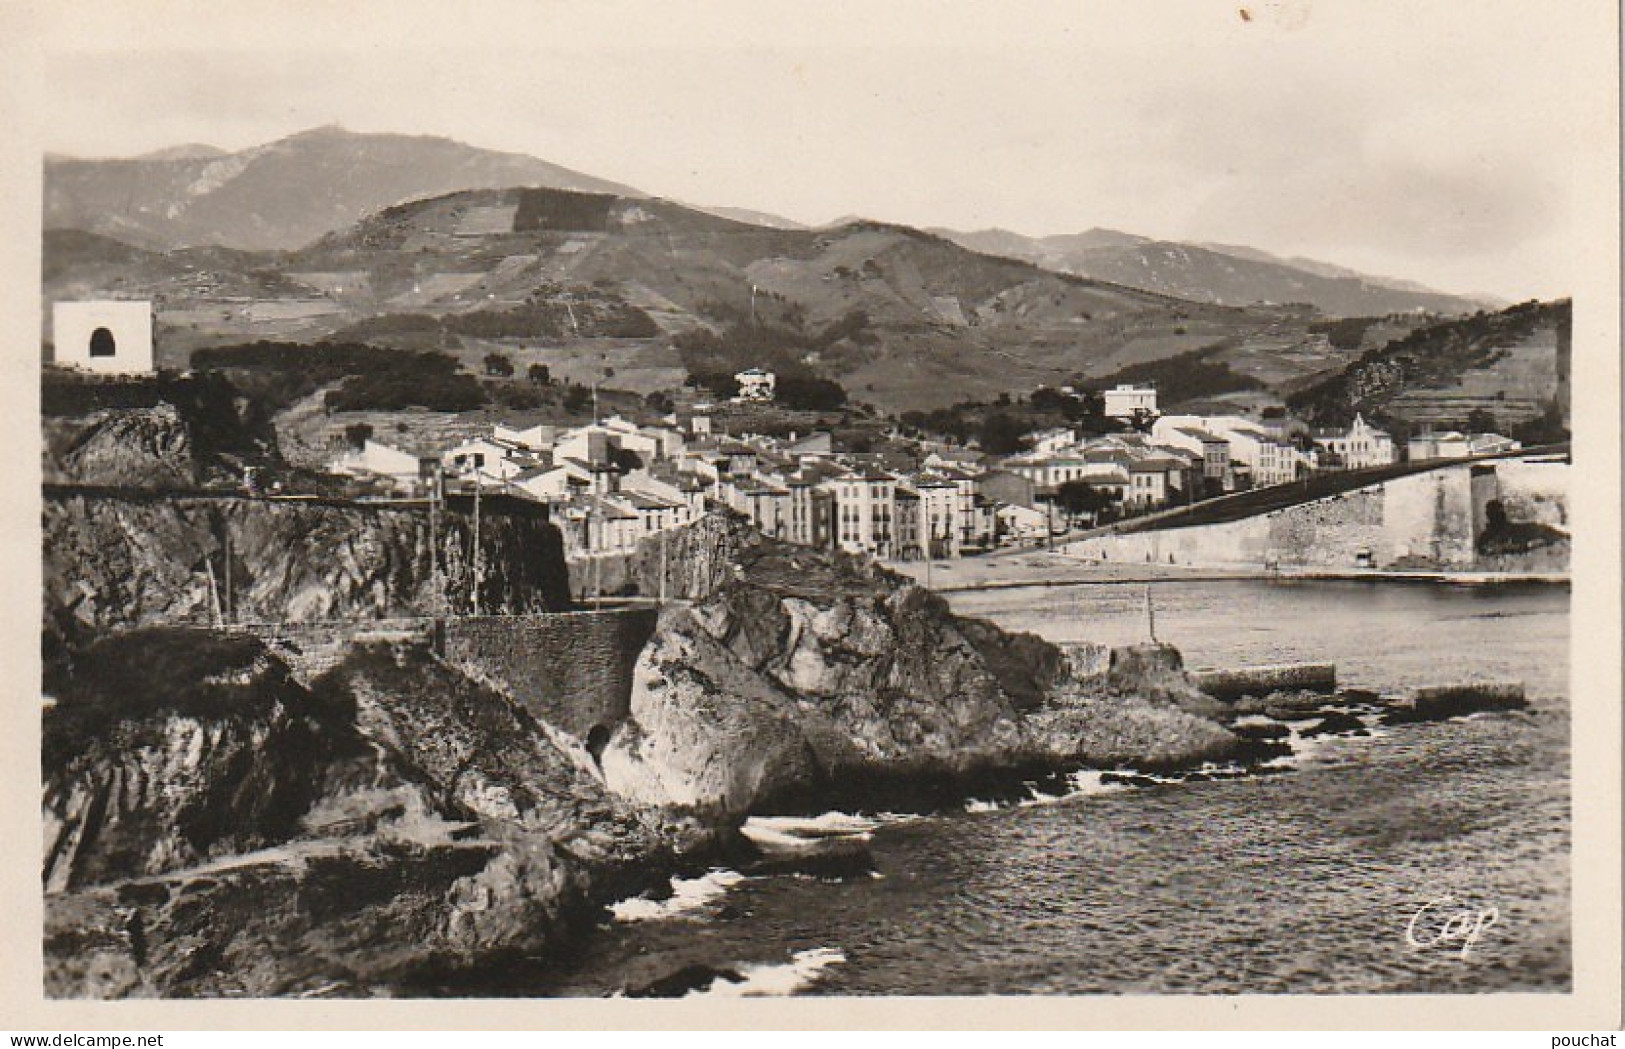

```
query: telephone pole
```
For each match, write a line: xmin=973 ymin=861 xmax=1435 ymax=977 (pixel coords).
xmin=428 ymin=464 xmax=443 ymax=615
xmin=470 ymin=467 xmax=483 ymax=614
xmin=658 ymin=526 xmax=668 ymax=606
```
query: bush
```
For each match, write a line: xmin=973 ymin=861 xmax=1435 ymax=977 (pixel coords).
xmin=1087 ymin=344 xmax=1263 ymax=409
xmin=190 ymin=340 xmax=490 ymax=415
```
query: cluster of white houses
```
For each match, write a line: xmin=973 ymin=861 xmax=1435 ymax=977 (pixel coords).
xmin=996 ymin=409 xmax=1521 ymax=518
xmin=331 ymin=400 xmax=1528 ymax=558
xmin=332 ymin=416 xmax=1000 ymax=559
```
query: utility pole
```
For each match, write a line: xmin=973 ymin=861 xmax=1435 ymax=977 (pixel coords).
xmin=471 ymin=466 xmax=483 ymax=614
xmin=658 ymin=526 xmax=668 ymax=606
xmin=222 ymin=524 xmax=232 ymax=625
xmin=591 ymin=507 xmax=603 ymax=611
xmin=925 ymin=515 xmax=934 ymax=589
xmin=204 ymin=556 xmax=224 ymax=628
xmin=1144 ymin=583 xmax=1157 ymax=643
xmin=428 ymin=465 xmax=443 ymax=615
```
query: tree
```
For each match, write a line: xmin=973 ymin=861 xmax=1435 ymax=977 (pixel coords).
xmin=1055 ymin=479 xmax=1114 ymax=522
xmin=776 ymin=374 xmax=848 ymax=411
xmin=978 ymin=411 xmax=1031 ymax=455
xmin=562 ymin=383 xmax=592 ymax=414
xmin=644 ymin=390 xmax=674 ymax=413
xmin=528 ymin=363 xmax=551 ymax=385
xmin=1465 ymin=407 xmax=1499 ymax=434
xmin=1512 ymin=399 xmax=1569 ymax=445
xmin=483 ymin=352 xmax=514 ymax=378
xmin=343 ymin=422 xmax=374 ymax=450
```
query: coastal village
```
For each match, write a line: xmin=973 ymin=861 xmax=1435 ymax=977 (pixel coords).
xmin=324 ymin=370 xmax=1527 ymax=562
xmin=50 ymin=295 xmax=1537 ymax=568
xmin=33 ymin=123 xmax=1581 ymax=1003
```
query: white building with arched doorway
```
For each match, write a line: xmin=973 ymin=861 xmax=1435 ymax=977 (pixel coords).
xmin=51 ymin=301 xmax=155 ymax=375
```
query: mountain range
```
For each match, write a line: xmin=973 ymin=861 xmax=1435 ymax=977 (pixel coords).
xmin=45 ymin=127 xmax=1493 ymax=318
xmin=45 ymin=126 xmax=643 ymax=254
xmin=43 ymin=127 xmax=1530 ymax=414
xmin=930 ymin=227 xmax=1493 ymax=317
xmin=46 ymin=184 xmax=1338 ymax=411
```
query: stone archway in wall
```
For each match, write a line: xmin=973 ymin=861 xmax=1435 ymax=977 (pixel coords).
xmin=88 ymin=327 xmax=116 ymax=358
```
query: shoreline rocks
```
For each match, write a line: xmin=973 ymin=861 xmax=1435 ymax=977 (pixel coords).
xmin=41 ymin=514 xmax=1535 ymax=998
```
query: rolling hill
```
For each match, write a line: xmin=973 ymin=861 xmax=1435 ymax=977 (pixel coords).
xmin=44 ymin=125 xmax=644 ymax=252
xmin=1286 ymin=299 xmax=1571 ymax=432
xmin=933 ymin=226 xmax=1491 ymax=317
xmin=47 ymin=186 xmax=1337 ymax=411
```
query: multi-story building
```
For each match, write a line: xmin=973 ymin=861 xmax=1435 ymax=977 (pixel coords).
xmin=832 ymin=469 xmax=896 ymax=558
xmin=734 ymin=368 xmax=777 ymax=402
xmin=1103 ymin=383 xmax=1158 ymax=421
xmin=1153 ymin=425 xmax=1233 ymax=490
xmin=1153 ymin=414 xmax=1306 ymax=489
xmin=912 ymin=475 xmax=963 ymax=558
xmin=1312 ymin=413 xmax=1397 ymax=470
xmin=893 ymin=487 xmax=923 ymax=560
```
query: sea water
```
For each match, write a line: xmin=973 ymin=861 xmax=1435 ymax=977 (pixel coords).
xmin=539 ymin=580 xmax=1571 ymax=996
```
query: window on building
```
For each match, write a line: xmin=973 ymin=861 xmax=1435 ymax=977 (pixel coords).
xmin=88 ymin=327 xmax=116 ymax=358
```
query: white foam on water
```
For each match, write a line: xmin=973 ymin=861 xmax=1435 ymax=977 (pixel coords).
xmin=1068 ymin=769 xmax=1134 ymax=796
xmin=742 ymin=812 xmax=879 ymax=850
xmin=748 ymin=811 xmax=879 ymax=836
xmin=697 ymin=947 xmax=847 ymax=997
xmin=964 ymin=798 xmax=1001 ymax=813
xmin=607 ymin=868 xmax=746 ymax=923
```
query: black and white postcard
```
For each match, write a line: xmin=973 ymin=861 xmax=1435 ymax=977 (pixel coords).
xmin=2 ymin=0 xmax=1619 ymax=1032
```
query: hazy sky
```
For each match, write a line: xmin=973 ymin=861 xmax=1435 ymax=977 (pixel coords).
xmin=26 ymin=0 xmax=1613 ymax=300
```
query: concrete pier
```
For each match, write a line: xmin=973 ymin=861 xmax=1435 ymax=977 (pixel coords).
xmin=1386 ymin=681 xmax=1527 ymax=722
xmin=1191 ymin=663 xmax=1338 ymax=701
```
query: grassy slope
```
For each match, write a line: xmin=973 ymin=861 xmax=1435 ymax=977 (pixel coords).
xmin=45 ymin=189 xmax=1320 ymax=413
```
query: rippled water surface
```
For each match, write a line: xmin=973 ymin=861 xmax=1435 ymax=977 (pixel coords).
xmin=544 ymin=580 xmax=1571 ymax=996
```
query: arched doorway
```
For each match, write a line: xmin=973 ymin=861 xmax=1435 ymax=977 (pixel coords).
xmin=88 ymin=327 xmax=116 ymax=358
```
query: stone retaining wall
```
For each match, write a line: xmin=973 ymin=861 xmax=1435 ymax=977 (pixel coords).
xmin=441 ymin=609 xmax=660 ymax=738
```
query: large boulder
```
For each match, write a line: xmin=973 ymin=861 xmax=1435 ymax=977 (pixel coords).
xmin=600 ymin=524 xmax=1244 ymax=816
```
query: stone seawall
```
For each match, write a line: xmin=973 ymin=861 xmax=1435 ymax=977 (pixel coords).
xmin=1060 ymin=460 xmax=1568 ymax=572
xmin=442 ymin=609 xmax=660 ymax=739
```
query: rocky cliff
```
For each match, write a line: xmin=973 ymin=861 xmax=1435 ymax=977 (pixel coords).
xmin=42 ymin=370 xmax=274 ymax=488
xmin=43 ymin=512 xmax=1254 ymax=997
xmin=43 ymin=630 xmax=720 ymax=997
xmin=44 ymin=490 xmax=572 ymax=655
xmin=602 ymin=516 xmax=1241 ymax=816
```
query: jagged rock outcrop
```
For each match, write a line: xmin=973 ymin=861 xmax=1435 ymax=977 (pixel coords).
xmin=602 ymin=516 xmax=1243 ymax=815
xmin=43 ymin=630 xmax=382 ymax=893
xmin=43 ymin=491 xmax=571 ymax=652
xmin=42 ymin=370 xmax=274 ymax=488
xmin=43 ymin=405 xmax=199 ymax=487
xmin=42 ymin=631 xmax=721 ymax=997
